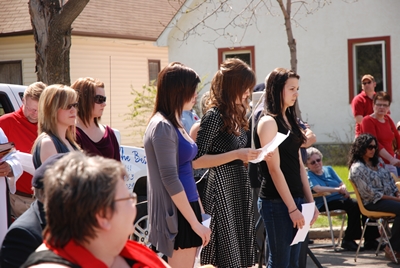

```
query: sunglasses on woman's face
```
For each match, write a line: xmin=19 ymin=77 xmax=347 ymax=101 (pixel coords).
xmin=309 ymin=158 xmax=321 ymax=165
xmin=367 ymin=144 xmax=377 ymax=151
xmin=64 ymin=103 xmax=78 ymax=110
xmin=94 ymin=95 xmax=107 ymax=104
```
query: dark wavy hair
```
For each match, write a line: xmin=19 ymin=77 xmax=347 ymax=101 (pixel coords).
xmin=348 ymin=133 xmax=379 ymax=168
xmin=152 ymin=62 xmax=200 ymax=128
xmin=264 ymin=67 xmax=305 ymax=144
xmin=208 ymin=58 xmax=256 ymax=135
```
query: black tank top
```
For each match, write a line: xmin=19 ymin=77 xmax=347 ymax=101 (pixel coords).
xmin=21 ymin=250 xmax=80 ymax=268
xmin=254 ymin=115 xmax=304 ymax=199
xmin=21 ymin=249 xmax=138 ymax=267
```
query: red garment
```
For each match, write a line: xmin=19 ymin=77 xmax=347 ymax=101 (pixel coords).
xmin=351 ymin=91 xmax=374 ymax=137
xmin=360 ymin=114 xmax=400 ymax=164
xmin=46 ymin=239 xmax=166 ymax=268
xmin=76 ymin=126 xmax=120 ymax=161
xmin=0 ymin=107 xmax=37 ymax=194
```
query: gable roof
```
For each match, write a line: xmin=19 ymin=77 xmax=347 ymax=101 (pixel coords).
xmin=0 ymin=0 xmax=181 ymax=41
xmin=157 ymin=0 xmax=191 ymax=46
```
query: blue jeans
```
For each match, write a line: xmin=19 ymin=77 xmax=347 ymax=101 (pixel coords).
xmin=258 ymin=197 xmax=304 ymax=268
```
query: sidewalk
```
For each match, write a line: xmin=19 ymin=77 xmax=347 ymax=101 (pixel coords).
xmin=308 ymin=228 xmax=397 ymax=267
xmin=250 ymin=239 xmax=397 ymax=268
xmin=250 ymin=227 xmax=399 ymax=268
xmin=306 ymin=239 xmax=398 ymax=268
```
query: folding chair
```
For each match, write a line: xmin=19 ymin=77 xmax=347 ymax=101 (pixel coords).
xmin=350 ymin=180 xmax=397 ymax=263
xmin=312 ymin=192 xmax=346 ymax=251
xmin=390 ymin=173 xmax=400 ymax=191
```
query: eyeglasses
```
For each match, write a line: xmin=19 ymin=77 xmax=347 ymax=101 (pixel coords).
xmin=114 ymin=192 xmax=137 ymax=204
xmin=375 ymin=103 xmax=389 ymax=108
xmin=367 ymin=144 xmax=378 ymax=151
xmin=64 ymin=103 xmax=79 ymax=110
xmin=309 ymin=158 xmax=322 ymax=165
xmin=362 ymin=81 xmax=372 ymax=85
xmin=94 ymin=95 xmax=107 ymax=104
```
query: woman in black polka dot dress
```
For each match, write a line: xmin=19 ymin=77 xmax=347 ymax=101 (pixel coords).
xmin=193 ymin=58 xmax=260 ymax=267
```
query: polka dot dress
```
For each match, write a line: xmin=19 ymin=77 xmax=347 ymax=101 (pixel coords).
xmin=195 ymin=107 xmax=256 ymax=267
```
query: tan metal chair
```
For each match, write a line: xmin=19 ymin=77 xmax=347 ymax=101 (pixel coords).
xmin=350 ymin=180 xmax=397 ymax=263
xmin=390 ymin=172 xmax=400 ymax=191
xmin=313 ymin=192 xmax=346 ymax=251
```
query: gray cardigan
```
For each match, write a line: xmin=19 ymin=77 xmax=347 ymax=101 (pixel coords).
xmin=144 ymin=113 xmax=184 ymax=258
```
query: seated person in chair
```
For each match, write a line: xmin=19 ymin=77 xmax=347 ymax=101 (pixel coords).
xmin=306 ymin=147 xmax=381 ymax=251
xmin=349 ymin=134 xmax=400 ymax=263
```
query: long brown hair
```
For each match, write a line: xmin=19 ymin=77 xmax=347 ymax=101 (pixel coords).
xmin=209 ymin=58 xmax=256 ymax=135
xmin=264 ymin=67 xmax=306 ymax=144
xmin=71 ymin=77 xmax=105 ymax=127
xmin=151 ymin=62 xmax=200 ymax=128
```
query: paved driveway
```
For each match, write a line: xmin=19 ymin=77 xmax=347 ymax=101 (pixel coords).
xmin=306 ymin=245 xmax=398 ymax=268
xmin=250 ymin=239 xmax=398 ymax=268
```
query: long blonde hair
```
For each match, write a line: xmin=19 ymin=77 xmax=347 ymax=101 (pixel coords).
xmin=34 ymin=84 xmax=80 ymax=149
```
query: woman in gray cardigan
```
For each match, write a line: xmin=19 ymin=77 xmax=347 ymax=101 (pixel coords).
xmin=144 ymin=62 xmax=211 ymax=268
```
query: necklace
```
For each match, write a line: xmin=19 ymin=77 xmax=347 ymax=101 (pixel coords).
xmin=366 ymin=162 xmax=378 ymax=171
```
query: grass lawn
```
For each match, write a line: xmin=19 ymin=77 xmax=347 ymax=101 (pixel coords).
xmin=311 ymin=165 xmax=354 ymax=228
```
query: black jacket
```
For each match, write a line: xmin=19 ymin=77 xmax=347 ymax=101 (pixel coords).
xmin=0 ymin=200 xmax=46 ymax=268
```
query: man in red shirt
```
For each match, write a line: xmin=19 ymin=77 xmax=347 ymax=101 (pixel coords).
xmin=351 ymin=74 xmax=376 ymax=137
xmin=0 ymin=82 xmax=46 ymax=218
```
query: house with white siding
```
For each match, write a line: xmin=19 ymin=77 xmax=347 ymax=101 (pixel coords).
xmin=0 ymin=0 xmax=181 ymax=146
xmin=156 ymin=0 xmax=400 ymax=144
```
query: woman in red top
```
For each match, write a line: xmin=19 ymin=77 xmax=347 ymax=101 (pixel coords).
xmin=71 ymin=77 xmax=120 ymax=161
xmin=361 ymin=91 xmax=400 ymax=175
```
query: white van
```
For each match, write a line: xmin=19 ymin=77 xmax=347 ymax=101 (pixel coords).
xmin=0 ymin=83 xmax=148 ymax=200
xmin=0 ymin=83 xmax=151 ymax=244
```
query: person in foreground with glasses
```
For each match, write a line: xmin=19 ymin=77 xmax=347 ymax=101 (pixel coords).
xmin=71 ymin=77 xmax=120 ymax=161
xmin=360 ymin=91 xmax=400 ymax=176
xmin=21 ymin=152 xmax=169 ymax=268
xmin=306 ymin=147 xmax=381 ymax=251
xmin=349 ymin=133 xmax=400 ymax=263
xmin=31 ymin=85 xmax=81 ymax=168
xmin=351 ymin=74 xmax=376 ymax=138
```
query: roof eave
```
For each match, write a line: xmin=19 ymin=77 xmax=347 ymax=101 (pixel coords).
xmin=0 ymin=29 xmax=157 ymax=42
xmin=72 ymin=31 xmax=157 ymax=42
xmin=156 ymin=0 xmax=193 ymax=47
xmin=0 ymin=30 xmax=33 ymax=38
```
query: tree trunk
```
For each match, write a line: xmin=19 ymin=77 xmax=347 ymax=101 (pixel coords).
xmin=29 ymin=0 xmax=90 ymax=85
xmin=277 ymin=0 xmax=301 ymax=119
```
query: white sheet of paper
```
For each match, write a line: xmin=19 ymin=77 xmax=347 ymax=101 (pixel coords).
xmin=249 ymin=130 xmax=290 ymax=164
xmin=15 ymin=152 xmax=34 ymax=175
xmin=290 ymin=202 xmax=315 ymax=246
xmin=195 ymin=214 xmax=211 ymax=261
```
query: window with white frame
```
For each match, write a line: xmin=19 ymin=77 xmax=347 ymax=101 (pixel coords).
xmin=218 ymin=46 xmax=255 ymax=71
xmin=347 ymin=36 xmax=391 ymax=102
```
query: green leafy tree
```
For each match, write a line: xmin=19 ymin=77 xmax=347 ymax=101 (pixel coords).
xmin=125 ymin=76 xmax=208 ymax=143
xmin=125 ymin=82 xmax=157 ymax=141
